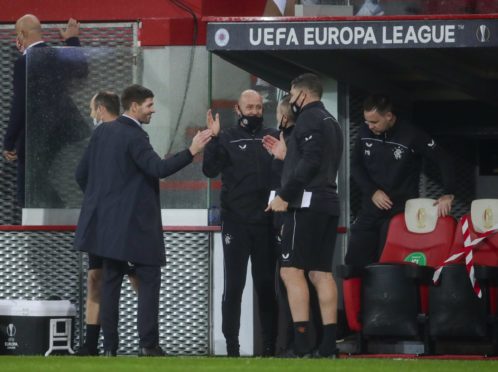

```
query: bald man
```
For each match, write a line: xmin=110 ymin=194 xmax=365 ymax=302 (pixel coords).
xmin=203 ymin=90 xmax=279 ymax=357
xmin=2 ymin=15 xmax=82 ymax=207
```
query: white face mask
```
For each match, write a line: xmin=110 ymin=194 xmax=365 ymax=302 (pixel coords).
xmin=93 ymin=117 xmax=103 ymax=127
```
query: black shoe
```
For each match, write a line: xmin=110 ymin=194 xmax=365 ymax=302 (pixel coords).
xmin=103 ymin=350 xmax=117 ymax=357
xmin=226 ymin=339 xmax=240 ymax=357
xmin=75 ymin=344 xmax=99 ymax=356
xmin=277 ymin=348 xmax=312 ymax=358
xmin=262 ymin=345 xmax=275 ymax=357
xmin=312 ymin=349 xmax=340 ymax=359
xmin=138 ymin=345 xmax=166 ymax=357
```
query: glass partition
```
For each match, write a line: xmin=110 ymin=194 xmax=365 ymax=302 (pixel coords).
xmin=26 ymin=47 xmax=139 ymax=208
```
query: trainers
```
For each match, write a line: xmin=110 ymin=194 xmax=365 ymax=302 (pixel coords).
xmin=312 ymin=349 xmax=340 ymax=359
xmin=278 ymin=348 xmax=312 ymax=358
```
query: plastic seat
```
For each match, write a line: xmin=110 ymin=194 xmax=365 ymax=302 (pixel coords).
xmin=429 ymin=199 xmax=498 ymax=354
xmin=340 ymin=198 xmax=456 ymax=353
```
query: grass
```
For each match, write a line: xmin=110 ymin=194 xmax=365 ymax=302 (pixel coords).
xmin=1 ymin=356 xmax=498 ymax=372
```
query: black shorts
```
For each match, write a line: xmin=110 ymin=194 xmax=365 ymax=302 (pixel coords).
xmin=280 ymin=209 xmax=339 ymax=272
xmin=88 ymin=254 xmax=136 ymax=276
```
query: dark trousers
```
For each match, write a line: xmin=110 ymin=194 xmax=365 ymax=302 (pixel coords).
xmin=345 ymin=199 xmax=404 ymax=267
xmin=100 ymin=258 xmax=161 ymax=352
xmin=221 ymin=219 xmax=277 ymax=344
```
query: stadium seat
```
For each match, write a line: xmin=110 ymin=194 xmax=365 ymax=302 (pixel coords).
xmin=340 ymin=198 xmax=457 ymax=354
xmin=429 ymin=199 xmax=498 ymax=354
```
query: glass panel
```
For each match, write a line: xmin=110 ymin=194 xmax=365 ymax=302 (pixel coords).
xmin=25 ymin=47 xmax=138 ymax=208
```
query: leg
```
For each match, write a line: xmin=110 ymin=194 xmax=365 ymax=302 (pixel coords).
xmin=221 ymin=219 xmax=251 ymax=356
xmin=134 ymin=264 xmax=161 ymax=348
xmin=100 ymin=258 xmax=126 ymax=353
xmin=250 ymin=223 xmax=278 ymax=355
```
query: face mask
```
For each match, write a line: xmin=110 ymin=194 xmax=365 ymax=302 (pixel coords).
xmin=239 ymin=114 xmax=263 ymax=132
xmin=93 ymin=117 xmax=103 ymax=127
xmin=291 ymin=91 xmax=306 ymax=118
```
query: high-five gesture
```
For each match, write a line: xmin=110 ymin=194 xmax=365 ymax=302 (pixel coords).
xmin=263 ymin=132 xmax=287 ymax=160
xmin=60 ymin=18 xmax=80 ymax=40
xmin=189 ymin=129 xmax=213 ymax=156
xmin=206 ymin=109 xmax=220 ymax=137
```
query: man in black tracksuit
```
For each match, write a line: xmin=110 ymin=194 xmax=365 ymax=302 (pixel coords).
xmin=345 ymin=94 xmax=456 ymax=268
xmin=202 ymin=89 xmax=278 ymax=357
xmin=266 ymin=73 xmax=343 ymax=357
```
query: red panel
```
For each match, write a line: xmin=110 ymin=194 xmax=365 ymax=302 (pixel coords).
xmin=343 ymin=278 xmax=362 ymax=332
xmin=202 ymin=0 xmax=267 ymax=17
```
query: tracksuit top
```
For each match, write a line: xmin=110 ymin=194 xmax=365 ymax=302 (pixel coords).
xmin=203 ymin=123 xmax=278 ymax=224
xmin=351 ymin=119 xmax=456 ymax=204
xmin=279 ymin=101 xmax=343 ymax=216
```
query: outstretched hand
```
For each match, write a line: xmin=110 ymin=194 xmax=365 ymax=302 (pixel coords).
xmin=206 ymin=109 xmax=220 ymax=137
xmin=60 ymin=18 xmax=80 ymax=40
xmin=189 ymin=129 xmax=213 ymax=156
xmin=263 ymin=132 xmax=286 ymax=160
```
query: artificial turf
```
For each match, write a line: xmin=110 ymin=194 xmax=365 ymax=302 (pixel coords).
xmin=1 ymin=356 xmax=498 ymax=372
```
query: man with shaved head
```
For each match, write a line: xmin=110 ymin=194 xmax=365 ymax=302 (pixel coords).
xmin=203 ymin=89 xmax=279 ymax=357
xmin=2 ymin=15 xmax=82 ymax=207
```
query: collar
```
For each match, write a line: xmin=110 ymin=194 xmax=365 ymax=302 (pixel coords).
xmin=23 ymin=40 xmax=45 ymax=55
xmin=122 ymin=114 xmax=142 ymax=128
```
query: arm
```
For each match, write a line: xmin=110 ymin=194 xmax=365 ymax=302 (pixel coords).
xmin=350 ymin=135 xmax=378 ymax=198
xmin=3 ymin=57 xmax=26 ymax=152
xmin=75 ymin=141 xmax=91 ymax=192
xmin=278 ymin=121 xmax=322 ymax=203
xmin=202 ymin=136 xmax=229 ymax=178
xmin=60 ymin=18 xmax=88 ymax=79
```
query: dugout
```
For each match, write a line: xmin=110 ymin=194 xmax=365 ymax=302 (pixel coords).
xmin=205 ymin=12 xmax=498 ymax=354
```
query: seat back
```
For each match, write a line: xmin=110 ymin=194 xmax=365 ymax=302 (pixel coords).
xmin=380 ymin=199 xmax=456 ymax=267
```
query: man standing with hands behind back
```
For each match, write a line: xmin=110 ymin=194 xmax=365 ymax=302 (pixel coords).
xmin=3 ymin=15 xmax=82 ymax=207
xmin=74 ymin=84 xmax=212 ymax=356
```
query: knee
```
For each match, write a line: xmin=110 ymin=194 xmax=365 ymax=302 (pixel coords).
xmin=308 ymin=270 xmax=334 ymax=287
xmin=280 ymin=267 xmax=304 ymax=285
xmin=87 ymin=269 xmax=103 ymax=301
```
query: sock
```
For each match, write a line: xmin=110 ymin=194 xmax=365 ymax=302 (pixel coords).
xmin=86 ymin=324 xmax=101 ymax=352
xmin=293 ymin=321 xmax=310 ymax=355
xmin=319 ymin=323 xmax=337 ymax=356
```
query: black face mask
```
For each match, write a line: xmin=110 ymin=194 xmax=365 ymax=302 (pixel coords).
xmin=238 ymin=113 xmax=263 ymax=132
xmin=291 ymin=91 xmax=306 ymax=119
xmin=278 ymin=116 xmax=287 ymax=131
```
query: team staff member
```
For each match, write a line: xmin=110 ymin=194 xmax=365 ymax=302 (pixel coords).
xmin=346 ymin=94 xmax=455 ymax=268
xmin=265 ymin=73 xmax=343 ymax=358
xmin=75 ymin=84 xmax=212 ymax=356
xmin=203 ymin=90 xmax=278 ymax=357
xmin=76 ymin=91 xmax=139 ymax=356
xmin=2 ymin=15 xmax=83 ymax=207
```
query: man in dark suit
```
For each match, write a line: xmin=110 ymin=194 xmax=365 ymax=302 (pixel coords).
xmin=2 ymin=14 xmax=84 ymax=207
xmin=74 ymin=84 xmax=212 ymax=356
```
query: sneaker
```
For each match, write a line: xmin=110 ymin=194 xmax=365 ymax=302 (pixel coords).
xmin=277 ymin=348 xmax=313 ymax=358
xmin=312 ymin=349 xmax=340 ymax=359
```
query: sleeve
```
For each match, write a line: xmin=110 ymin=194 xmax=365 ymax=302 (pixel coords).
xmin=3 ymin=57 xmax=26 ymax=151
xmin=60 ymin=37 xmax=88 ymax=79
xmin=202 ymin=135 xmax=229 ymax=178
xmin=129 ymin=134 xmax=194 ymax=179
xmin=278 ymin=117 xmax=322 ymax=202
xmin=413 ymin=129 xmax=456 ymax=195
xmin=350 ymin=134 xmax=379 ymax=197
xmin=75 ymin=140 xmax=91 ymax=192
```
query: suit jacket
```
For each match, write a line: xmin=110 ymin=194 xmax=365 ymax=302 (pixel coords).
xmin=74 ymin=116 xmax=194 ymax=266
xmin=3 ymin=37 xmax=86 ymax=160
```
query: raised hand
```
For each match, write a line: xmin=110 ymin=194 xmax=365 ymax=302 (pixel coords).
xmin=189 ymin=129 xmax=213 ymax=156
xmin=263 ymin=132 xmax=286 ymax=160
xmin=206 ymin=109 xmax=220 ymax=136
xmin=60 ymin=18 xmax=80 ymax=40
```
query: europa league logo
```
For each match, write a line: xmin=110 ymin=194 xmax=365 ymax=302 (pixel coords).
xmin=476 ymin=25 xmax=491 ymax=42
xmin=6 ymin=323 xmax=16 ymax=338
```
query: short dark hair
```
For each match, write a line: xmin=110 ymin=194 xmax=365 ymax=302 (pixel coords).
xmin=363 ymin=94 xmax=393 ymax=114
xmin=94 ymin=91 xmax=120 ymax=116
xmin=121 ymin=84 xmax=154 ymax=111
xmin=279 ymin=94 xmax=295 ymax=123
xmin=291 ymin=73 xmax=323 ymax=98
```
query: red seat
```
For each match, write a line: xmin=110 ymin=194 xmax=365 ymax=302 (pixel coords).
xmin=342 ymin=199 xmax=456 ymax=353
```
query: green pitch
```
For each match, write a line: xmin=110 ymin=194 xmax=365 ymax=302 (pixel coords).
xmin=1 ymin=356 xmax=498 ymax=372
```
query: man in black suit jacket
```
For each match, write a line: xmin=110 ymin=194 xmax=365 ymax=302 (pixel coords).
xmin=74 ymin=84 xmax=212 ymax=356
xmin=2 ymin=15 xmax=85 ymax=207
